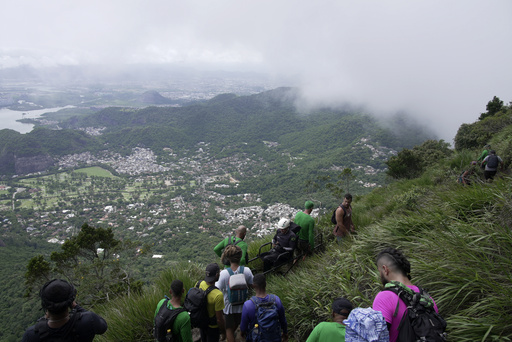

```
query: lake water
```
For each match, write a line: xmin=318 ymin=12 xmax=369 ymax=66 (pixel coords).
xmin=0 ymin=106 xmax=73 ymax=133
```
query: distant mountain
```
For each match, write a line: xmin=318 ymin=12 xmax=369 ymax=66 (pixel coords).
xmin=0 ymin=88 xmax=435 ymax=179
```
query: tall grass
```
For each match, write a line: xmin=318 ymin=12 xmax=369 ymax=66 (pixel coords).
xmin=95 ymin=165 xmax=512 ymax=341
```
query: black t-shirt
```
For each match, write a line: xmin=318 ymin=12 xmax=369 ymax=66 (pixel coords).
xmin=21 ymin=306 xmax=107 ymax=342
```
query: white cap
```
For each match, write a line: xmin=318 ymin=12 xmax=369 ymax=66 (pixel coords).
xmin=277 ymin=218 xmax=290 ymax=230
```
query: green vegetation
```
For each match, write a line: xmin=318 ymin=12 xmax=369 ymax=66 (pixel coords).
xmin=91 ymin=97 xmax=511 ymax=341
xmin=2 ymin=94 xmax=511 ymax=341
xmin=74 ymin=166 xmax=117 ymax=178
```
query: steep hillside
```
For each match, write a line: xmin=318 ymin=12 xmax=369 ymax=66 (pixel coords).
xmin=93 ymin=101 xmax=512 ymax=341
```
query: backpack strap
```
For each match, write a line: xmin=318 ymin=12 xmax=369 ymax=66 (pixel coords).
xmin=227 ymin=268 xmax=234 ymax=276
xmin=240 ymin=266 xmax=244 ymax=273
xmin=34 ymin=310 xmax=82 ymax=341
xmin=339 ymin=204 xmax=348 ymax=219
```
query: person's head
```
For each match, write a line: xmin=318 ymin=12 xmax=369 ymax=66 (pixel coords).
xmin=376 ymin=247 xmax=411 ymax=286
xmin=224 ymin=244 xmax=242 ymax=265
xmin=252 ymin=273 xmax=266 ymax=292
xmin=342 ymin=193 xmax=353 ymax=207
xmin=304 ymin=200 xmax=314 ymax=212
xmin=236 ymin=225 xmax=247 ymax=240
xmin=169 ymin=279 xmax=184 ymax=298
xmin=485 ymin=144 xmax=491 ymax=149
xmin=205 ymin=263 xmax=220 ymax=283
xmin=490 ymin=150 xmax=496 ymax=155
xmin=471 ymin=161 xmax=477 ymax=166
xmin=40 ymin=279 xmax=77 ymax=315
xmin=277 ymin=218 xmax=290 ymax=233
xmin=332 ymin=297 xmax=353 ymax=322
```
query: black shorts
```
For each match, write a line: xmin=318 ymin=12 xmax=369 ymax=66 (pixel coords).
xmin=224 ymin=312 xmax=242 ymax=329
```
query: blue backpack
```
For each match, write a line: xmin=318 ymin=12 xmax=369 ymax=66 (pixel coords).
xmin=249 ymin=295 xmax=281 ymax=342
xmin=227 ymin=266 xmax=248 ymax=305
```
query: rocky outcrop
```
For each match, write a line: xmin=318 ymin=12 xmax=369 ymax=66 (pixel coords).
xmin=14 ymin=154 xmax=54 ymax=174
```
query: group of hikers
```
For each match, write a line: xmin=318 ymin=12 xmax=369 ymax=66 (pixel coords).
xmin=21 ymin=193 xmax=447 ymax=341
xmin=459 ymin=144 xmax=504 ymax=185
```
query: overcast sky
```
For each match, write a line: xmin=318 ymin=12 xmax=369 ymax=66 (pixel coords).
xmin=1 ymin=0 xmax=511 ymax=142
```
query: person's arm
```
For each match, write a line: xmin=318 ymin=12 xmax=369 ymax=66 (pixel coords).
xmin=179 ymin=314 xmax=193 ymax=342
xmin=240 ymin=301 xmax=252 ymax=336
xmin=272 ymin=232 xmax=278 ymax=247
xmin=216 ymin=310 xmax=226 ymax=334
xmin=240 ymin=242 xmax=247 ymax=266
xmin=335 ymin=207 xmax=348 ymax=236
xmin=308 ymin=221 xmax=315 ymax=249
xmin=305 ymin=325 xmax=319 ymax=342
xmin=275 ymin=296 xmax=288 ymax=335
xmin=213 ymin=238 xmax=226 ymax=257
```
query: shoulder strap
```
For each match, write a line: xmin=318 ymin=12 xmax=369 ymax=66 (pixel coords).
xmin=34 ymin=319 xmax=50 ymax=340
xmin=250 ymin=295 xmax=258 ymax=306
xmin=204 ymin=284 xmax=218 ymax=297
xmin=240 ymin=266 xmax=244 ymax=273
xmin=339 ymin=205 xmax=347 ymax=218
xmin=227 ymin=268 xmax=234 ymax=276
xmin=195 ymin=280 xmax=201 ymax=288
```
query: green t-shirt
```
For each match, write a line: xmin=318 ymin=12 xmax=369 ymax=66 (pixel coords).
xmin=306 ymin=322 xmax=346 ymax=342
xmin=154 ymin=298 xmax=192 ymax=342
xmin=295 ymin=211 xmax=315 ymax=249
xmin=213 ymin=236 xmax=248 ymax=266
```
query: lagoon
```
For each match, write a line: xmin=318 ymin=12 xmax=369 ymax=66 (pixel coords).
xmin=0 ymin=106 xmax=73 ymax=133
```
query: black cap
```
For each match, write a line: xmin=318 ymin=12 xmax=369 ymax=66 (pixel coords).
xmin=40 ymin=279 xmax=76 ymax=312
xmin=332 ymin=297 xmax=353 ymax=316
xmin=205 ymin=263 xmax=220 ymax=282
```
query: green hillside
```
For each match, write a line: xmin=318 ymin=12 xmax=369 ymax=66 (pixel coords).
xmin=90 ymin=99 xmax=512 ymax=341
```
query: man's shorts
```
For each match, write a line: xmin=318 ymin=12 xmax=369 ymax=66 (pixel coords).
xmin=224 ymin=312 xmax=242 ymax=329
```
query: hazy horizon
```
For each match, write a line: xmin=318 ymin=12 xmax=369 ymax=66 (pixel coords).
xmin=1 ymin=0 xmax=511 ymax=142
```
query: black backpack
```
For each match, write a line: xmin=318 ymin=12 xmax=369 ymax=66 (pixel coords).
xmin=384 ymin=283 xmax=447 ymax=342
xmin=331 ymin=204 xmax=347 ymax=224
xmin=154 ymin=298 xmax=186 ymax=342
xmin=34 ymin=311 xmax=82 ymax=341
xmin=289 ymin=222 xmax=302 ymax=234
xmin=486 ymin=154 xmax=499 ymax=168
xmin=184 ymin=281 xmax=217 ymax=329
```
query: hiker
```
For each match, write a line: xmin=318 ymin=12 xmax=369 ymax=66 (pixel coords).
xmin=197 ymin=263 xmax=226 ymax=342
xmin=154 ymin=279 xmax=192 ymax=342
xmin=482 ymin=150 xmax=504 ymax=181
xmin=261 ymin=218 xmax=297 ymax=272
xmin=240 ymin=273 xmax=288 ymax=342
xmin=295 ymin=200 xmax=315 ymax=255
xmin=21 ymin=279 xmax=107 ymax=342
xmin=214 ymin=225 xmax=249 ymax=266
xmin=333 ymin=193 xmax=355 ymax=244
xmin=215 ymin=244 xmax=254 ymax=342
xmin=306 ymin=297 xmax=353 ymax=341
xmin=477 ymin=144 xmax=491 ymax=165
xmin=458 ymin=161 xmax=477 ymax=185
xmin=372 ymin=247 xmax=445 ymax=342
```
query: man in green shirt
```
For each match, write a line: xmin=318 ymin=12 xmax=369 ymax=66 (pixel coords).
xmin=154 ymin=279 xmax=192 ymax=342
xmin=214 ymin=225 xmax=248 ymax=266
xmin=295 ymin=200 xmax=315 ymax=254
xmin=306 ymin=297 xmax=353 ymax=342
xmin=477 ymin=144 xmax=491 ymax=164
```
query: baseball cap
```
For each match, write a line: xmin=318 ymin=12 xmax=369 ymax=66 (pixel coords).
xmin=333 ymin=297 xmax=353 ymax=316
xmin=305 ymin=200 xmax=314 ymax=210
xmin=205 ymin=263 xmax=220 ymax=282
